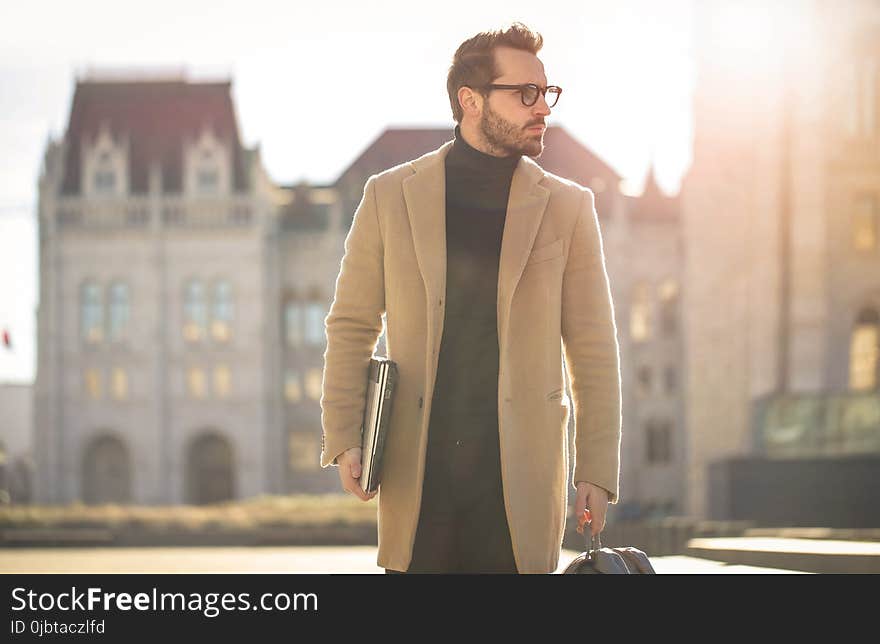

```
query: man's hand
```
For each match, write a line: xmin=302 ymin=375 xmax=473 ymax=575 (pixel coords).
xmin=337 ymin=447 xmax=378 ymax=501
xmin=574 ymin=481 xmax=609 ymax=537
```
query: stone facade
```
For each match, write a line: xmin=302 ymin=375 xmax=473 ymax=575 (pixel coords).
xmin=681 ymin=0 xmax=880 ymax=518
xmin=33 ymin=75 xmax=287 ymax=504
xmin=0 ymin=383 xmax=34 ymax=503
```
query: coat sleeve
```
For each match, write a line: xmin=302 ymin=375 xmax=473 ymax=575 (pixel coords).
xmin=320 ymin=175 xmax=386 ymax=468
xmin=561 ymin=187 xmax=622 ymax=503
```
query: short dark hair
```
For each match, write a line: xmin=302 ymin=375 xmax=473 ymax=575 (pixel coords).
xmin=446 ymin=22 xmax=544 ymax=124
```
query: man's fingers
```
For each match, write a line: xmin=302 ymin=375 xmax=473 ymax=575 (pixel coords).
xmin=572 ymin=485 xmax=608 ymax=537
xmin=588 ymin=497 xmax=607 ymax=536
xmin=590 ymin=510 xmax=605 ymax=536
xmin=336 ymin=448 xmax=372 ymax=501
xmin=344 ymin=479 xmax=367 ymax=500
xmin=340 ymin=468 xmax=376 ymax=502
xmin=351 ymin=484 xmax=377 ymax=502
xmin=574 ymin=488 xmax=588 ymax=517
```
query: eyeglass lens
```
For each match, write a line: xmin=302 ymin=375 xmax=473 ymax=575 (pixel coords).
xmin=523 ymin=85 xmax=560 ymax=107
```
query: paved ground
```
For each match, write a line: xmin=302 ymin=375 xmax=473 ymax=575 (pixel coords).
xmin=0 ymin=546 xmax=810 ymax=574
xmin=689 ymin=537 xmax=880 ymax=556
xmin=686 ymin=537 xmax=880 ymax=573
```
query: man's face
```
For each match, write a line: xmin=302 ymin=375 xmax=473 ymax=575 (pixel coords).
xmin=476 ymin=46 xmax=553 ymax=158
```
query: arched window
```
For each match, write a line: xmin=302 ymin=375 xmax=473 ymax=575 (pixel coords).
xmin=305 ymin=367 xmax=323 ymax=401
xmin=637 ymin=365 xmax=653 ymax=398
xmin=658 ymin=279 xmax=679 ymax=336
xmin=197 ymin=169 xmax=218 ymax=193
xmin=664 ymin=365 xmax=678 ymax=394
xmin=211 ymin=280 xmax=233 ymax=342
xmin=111 ymin=368 xmax=128 ymax=400
xmin=197 ymin=149 xmax=219 ymax=194
xmin=630 ymin=282 xmax=652 ymax=342
xmin=84 ymin=368 xmax=102 ymax=399
xmin=284 ymin=300 xmax=303 ymax=348
xmin=852 ymin=195 xmax=878 ymax=251
xmin=213 ymin=365 xmax=231 ymax=398
xmin=94 ymin=169 xmax=116 ymax=194
xmin=82 ymin=434 xmax=131 ymax=504
xmin=186 ymin=432 xmax=235 ymax=504
xmin=284 ymin=369 xmax=302 ymax=402
xmin=288 ymin=430 xmax=320 ymax=471
xmin=849 ymin=308 xmax=880 ymax=391
xmin=304 ymin=301 xmax=326 ymax=347
xmin=108 ymin=282 xmax=130 ymax=342
xmin=183 ymin=280 xmax=207 ymax=342
xmin=645 ymin=419 xmax=673 ymax=465
xmin=187 ymin=367 xmax=207 ymax=399
xmin=81 ymin=281 xmax=103 ymax=344
xmin=93 ymin=147 xmax=117 ymax=196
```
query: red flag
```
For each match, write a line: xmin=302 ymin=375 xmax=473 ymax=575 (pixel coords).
xmin=2 ymin=329 xmax=9 ymax=349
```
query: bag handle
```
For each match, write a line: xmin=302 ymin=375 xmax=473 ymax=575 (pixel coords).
xmin=576 ymin=508 xmax=602 ymax=552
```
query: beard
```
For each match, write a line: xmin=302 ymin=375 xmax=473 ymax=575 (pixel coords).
xmin=478 ymin=101 xmax=544 ymax=158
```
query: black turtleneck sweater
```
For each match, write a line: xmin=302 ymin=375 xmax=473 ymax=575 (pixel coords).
xmin=421 ymin=124 xmax=522 ymax=514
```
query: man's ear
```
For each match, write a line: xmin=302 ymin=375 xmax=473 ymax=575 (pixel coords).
xmin=458 ymin=86 xmax=481 ymax=118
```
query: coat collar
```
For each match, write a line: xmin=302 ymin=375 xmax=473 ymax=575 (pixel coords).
xmin=401 ymin=138 xmax=551 ymax=343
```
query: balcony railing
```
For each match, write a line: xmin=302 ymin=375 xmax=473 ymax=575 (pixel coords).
xmin=55 ymin=195 xmax=255 ymax=229
xmin=162 ymin=197 xmax=253 ymax=227
xmin=753 ymin=391 xmax=880 ymax=458
xmin=56 ymin=195 xmax=152 ymax=229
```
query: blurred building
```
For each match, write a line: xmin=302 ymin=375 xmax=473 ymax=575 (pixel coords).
xmin=33 ymin=73 xmax=690 ymax=510
xmin=615 ymin=168 xmax=685 ymax=520
xmin=0 ymin=382 xmax=34 ymax=503
xmin=681 ymin=0 xmax=880 ymax=525
xmin=34 ymin=73 xmax=286 ymax=504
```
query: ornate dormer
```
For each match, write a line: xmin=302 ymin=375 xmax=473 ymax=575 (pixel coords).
xmin=642 ymin=162 xmax=664 ymax=200
xmin=628 ymin=161 xmax=681 ymax=222
xmin=81 ymin=122 xmax=129 ymax=197
xmin=184 ymin=125 xmax=231 ymax=196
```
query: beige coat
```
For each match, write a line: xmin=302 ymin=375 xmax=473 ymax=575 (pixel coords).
xmin=320 ymin=138 xmax=622 ymax=573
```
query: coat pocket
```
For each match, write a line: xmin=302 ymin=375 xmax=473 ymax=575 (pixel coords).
xmin=526 ymin=238 xmax=564 ymax=265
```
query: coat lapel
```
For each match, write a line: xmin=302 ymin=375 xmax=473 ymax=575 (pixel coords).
xmin=401 ymin=139 xmax=551 ymax=350
xmin=402 ymin=141 xmax=452 ymax=307
xmin=496 ymin=156 xmax=550 ymax=347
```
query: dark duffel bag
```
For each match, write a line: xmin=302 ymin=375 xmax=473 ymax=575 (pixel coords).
xmin=561 ymin=509 xmax=657 ymax=574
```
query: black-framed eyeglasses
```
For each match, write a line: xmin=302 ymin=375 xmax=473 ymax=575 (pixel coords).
xmin=481 ymin=83 xmax=562 ymax=107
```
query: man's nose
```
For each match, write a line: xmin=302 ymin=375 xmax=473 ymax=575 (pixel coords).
xmin=533 ymin=94 xmax=551 ymax=116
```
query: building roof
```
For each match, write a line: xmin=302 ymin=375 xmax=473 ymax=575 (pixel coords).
xmin=627 ymin=163 xmax=681 ymax=223
xmin=276 ymin=182 xmax=337 ymax=232
xmin=334 ymin=127 xmax=454 ymax=189
xmin=334 ymin=124 xmax=622 ymax=194
xmin=60 ymin=76 xmax=250 ymax=195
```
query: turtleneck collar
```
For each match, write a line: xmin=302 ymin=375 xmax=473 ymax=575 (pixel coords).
xmin=446 ymin=123 xmax=521 ymax=173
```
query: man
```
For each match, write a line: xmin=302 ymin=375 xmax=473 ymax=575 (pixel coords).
xmin=320 ymin=22 xmax=622 ymax=574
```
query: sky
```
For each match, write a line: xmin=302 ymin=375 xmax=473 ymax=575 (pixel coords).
xmin=0 ymin=0 xmax=696 ymax=383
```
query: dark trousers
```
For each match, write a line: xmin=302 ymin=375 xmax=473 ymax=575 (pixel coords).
xmin=384 ymin=487 xmax=518 ymax=573
xmin=385 ymin=420 xmax=518 ymax=574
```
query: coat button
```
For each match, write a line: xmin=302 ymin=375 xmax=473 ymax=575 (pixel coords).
xmin=418 ymin=396 xmax=423 ymax=408
xmin=455 ymin=439 xmax=462 ymax=446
